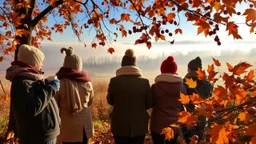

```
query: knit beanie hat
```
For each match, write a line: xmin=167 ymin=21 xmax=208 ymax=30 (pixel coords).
xmin=61 ymin=47 xmax=83 ymax=70
xmin=160 ymin=56 xmax=178 ymax=74
xmin=18 ymin=44 xmax=45 ymax=66
xmin=188 ymin=56 xmax=202 ymax=71
xmin=121 ymin=49 xmax=136 ymax=67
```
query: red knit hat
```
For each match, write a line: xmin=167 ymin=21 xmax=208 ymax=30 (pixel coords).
xmin=160 ymin=56 xmax=178 ymax=74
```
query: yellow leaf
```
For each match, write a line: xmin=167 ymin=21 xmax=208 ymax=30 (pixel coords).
xmin=179 ymin=93 xmax=190 ymax=105
xmin=185 ymin=78 xmax=197 ymax=88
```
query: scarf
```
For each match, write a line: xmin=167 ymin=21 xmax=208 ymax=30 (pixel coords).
xmin=116 ymin=66 xmax=143 ymax=77
xmin=56 ymin=67 xmax=91 ymax=115
xmin=6 ymin=61 xmax=44 ymax=81
xmin=155 ymin=73 xmax=183 ymax=83
xmin=56 ymin=67 xmax=91 ymax=82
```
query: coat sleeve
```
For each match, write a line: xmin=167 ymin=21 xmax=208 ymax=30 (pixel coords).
xmin=88 ymin=82 xmax=94 ymax=107
xmin=13 ymin=79 xmax=56 ymax=117
xmin=145 ymin=79 xmax=152 ymax=109
xmin=107 ymin=78 xmax=115 ymax=106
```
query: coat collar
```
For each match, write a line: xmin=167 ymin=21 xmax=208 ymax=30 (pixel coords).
xmin=155 ymin=73 xmax=183 ymax=83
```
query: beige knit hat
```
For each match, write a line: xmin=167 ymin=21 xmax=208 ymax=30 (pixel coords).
xmin=61 ymin=47 xmax=83 ymax=70
xmin=18 ymin=44 xmax=45 ymax=66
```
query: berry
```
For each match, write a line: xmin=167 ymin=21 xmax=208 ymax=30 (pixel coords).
xmin=128 ymin=30 xmax=132 ymax=34
xmin=250 ymin=4 xmax=253 ymax=8
xmin=161 ymin=30 xmax=164 ymax=34
xmin=172 ymin=7 xmax=175 ymax=11
xmin=217 ymin=41 xmax=221 ymax=46
xmin=209 ymin=21 xmax=213 ymax=25
xmin=168 ymin=33 xmax=173 ymax=37
xmin=224 ymin=10 xmax=228 ymax=15
xmin=174 ymin=21 xmax=177 ymax=25
xmin=165 ymin=29 xmax=169 ymax=33
xmin=247 ymin=106 xmax=256 ymax=115
xmin=237 ymin=12 xmax=241 ymax=15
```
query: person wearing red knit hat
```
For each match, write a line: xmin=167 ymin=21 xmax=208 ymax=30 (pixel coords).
xmin=150 ymin=56 xmax=186 ymax=144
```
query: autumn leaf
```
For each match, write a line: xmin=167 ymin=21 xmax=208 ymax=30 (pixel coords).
xmin=226 ymin=22 xmax=242 ymax=39
xmin=209 ymin=123 xmax=230 ymax=144
xmin=194 ymin=18 xmax=210 ymax=37
xmin=196 ymin=68 xmax=206 ymax=80
xmin=212 ymin=57 xmax=221 ymax=66
xmin=226 ymin=62 xmax=233 ymax=72
xmin=177 ymin=111 xmax=192 ymax=123
xmin=190 ymin=93 xmax=203 ymax=104
xmin=244 ymin=70 xmax=255 ymax=81
xmin=179 ymin=93 xmax=190 ymax=105
xmin=185 ymin=78 xmax=197 ymax=88
xmin=92 ymin=43 xmax=97 ymax=48
xmin=214 ymin=2 xmax=222 ymax=12
xmin=120 ymin=13 xmax=131 ymax=22
xmin=167 ymin=12 xmax=176 ymax=23
xmin=108 ymin=47 xmax=115 ymax=54
xmin=160 ymin=127 xmax=174 ymax=141
xmin=175 ymin=28 xmax=182 ymax=35
xmin=146 ymin=41 xmax=152 ymax=49
xmin=232 ymin=62 xmax=252 ymax=75
xmin=122 ymin=30 xmax=127 ymax=37
xmin=243 ymin=9 xmax=256 ymax=23
xmin=238 ymin=112 xmax=251 ymax=122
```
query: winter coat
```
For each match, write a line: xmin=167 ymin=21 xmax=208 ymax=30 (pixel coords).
xmin=55 ymin=79 xmax=94 ymax=142
xmin=107 ymin=66 xmax=152 ymax=137
xmin=6 ymin=64 xmax=61 ymax=144
xmin=150 ymin=74 xmax=186 ymax=134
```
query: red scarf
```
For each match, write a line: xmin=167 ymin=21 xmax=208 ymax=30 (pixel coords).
xmin=56 ymin=67 xmax=91 ymax=82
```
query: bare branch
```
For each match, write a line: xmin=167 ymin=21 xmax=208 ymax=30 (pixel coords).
xmin=32 ymin=0 xmax=63 ymax=27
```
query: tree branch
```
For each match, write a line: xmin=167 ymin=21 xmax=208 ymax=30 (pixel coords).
xmin=28 ymin=0 xmax=36 ymax=20
xmin=169 ymin=0 xmax=226 ymax=25
xmin=32 ymin=0 xmax=63 ymax=27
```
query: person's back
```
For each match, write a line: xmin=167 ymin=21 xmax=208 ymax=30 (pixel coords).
xmin=183 ymin=56 xmax=213 ymax=143
xmin=55 ymin=47 xmax=94 ymax=144
xmin=6 ymin=44 xmax=60 ymax=144
xmin=107 ymin=49 xmax=152 ymax=144
xmin=150 ymin=56 xmax=186 ymax=144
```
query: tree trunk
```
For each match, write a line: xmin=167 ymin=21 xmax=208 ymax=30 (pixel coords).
xmin=5 ymin=5 xmax=33 ymax=141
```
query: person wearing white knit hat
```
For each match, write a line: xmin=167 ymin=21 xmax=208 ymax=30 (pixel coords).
xmin=6 ymin=44 xmax=61 ymax=144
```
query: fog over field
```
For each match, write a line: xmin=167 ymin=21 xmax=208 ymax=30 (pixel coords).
xmin=0 ymin=41 xmax=256 ymax=83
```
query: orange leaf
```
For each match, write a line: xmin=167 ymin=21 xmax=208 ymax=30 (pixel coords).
xmin=233 ymin=62 xmax=252 ymax=75
xmin=179 ymin=93 xmax=190 ymax=105
xmin=190 ymin=93 xmax=203 ymax=104
xmin=214 ymin=2 xmax=222 ymax=12
xmin=175 ymin=28 xmax=182 ymax=35
xmin=167 ymin=12 xmax=176 ymax=23
xmin=226 ymin=22 xmax=242 ymax=39
xmin=122 ymin=30 xmax=127 ymax=37
xmin=238 ymin=112 xmax=250 ymax=122
xmin=245 ymin=70 xmax=254 ymax=81
xmin=120 ymin=13 xmax=131 ymax=22
xmin=108 ymin=48 xmax=115 ymax=54
xmin=212 ymin=57 xmax=221 ymax=66
xmin=92 ymin=43 xmax=97 ymax=48
xmin=212 ymin=86 xmax=227 ymax=100
xmin=177 ymin=111 xmax=192 ymax=123
xmin=245 ymin=124 xmax=256 ymax=136
xmin=209 ymin=124 xmax=230 ymax=144
xmin=243 ymin=9 xmax=256 ymax=23
xmin=160 ymin=35 xmax=165 ymax=40
xmin=146 ymin=42 xmax=152 ymax=49
xmin=185 ymin=78 xmax=197 ymax=88
xmin=160 ymin=127 xmax=174 ymax=141
xmin=226 ymin=62 xmax=233 ymax=72
xmin=196 ymin=68 xmax=206 ymax=80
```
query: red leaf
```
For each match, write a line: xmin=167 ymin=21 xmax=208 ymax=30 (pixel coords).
xmin=212 ymin=57 xmax=221 ymax=66
xmin=92 ymin=43 xmax=97 ymax=48
xmin=108 ymin=47 xmax=115 ymax=54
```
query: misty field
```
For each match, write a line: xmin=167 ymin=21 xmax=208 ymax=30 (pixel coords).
xmin=0 ymin=74 xmax=153 ymax=144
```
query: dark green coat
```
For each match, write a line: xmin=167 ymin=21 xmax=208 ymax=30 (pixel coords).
xmin=10 ymin=76 xmax=60 ymax=144
xmin=107 ymin=75 xmax=152 ymax=137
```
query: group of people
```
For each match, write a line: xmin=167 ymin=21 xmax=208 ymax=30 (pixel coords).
xmin=5 ymin=45 xmax=213 ymax=144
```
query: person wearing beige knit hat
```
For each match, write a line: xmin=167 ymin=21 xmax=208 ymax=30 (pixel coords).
xmin=5 ymin=44 xmax=61 ymax=144
xmin=55 ymin=47 xmax=94 ymax=144
xmin=107 ymin=49 xmax=152 ymax=144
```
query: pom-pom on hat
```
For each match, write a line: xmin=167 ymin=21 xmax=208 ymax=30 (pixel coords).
xmin=61 ymin=47 xmax=82 ymax=70
xmin=188 ymin=56 xmax=202 ymax=71
xmin=160 ymin=56 xmax=178 ymax=74
xmin=121 ymin=49 xmax=136 ymax=67
xmin=18 ymin=44 xmax=45 ymax=66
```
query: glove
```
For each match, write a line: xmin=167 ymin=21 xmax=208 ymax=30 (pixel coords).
xmin=47 ymin=79 xmax=60 ymax=91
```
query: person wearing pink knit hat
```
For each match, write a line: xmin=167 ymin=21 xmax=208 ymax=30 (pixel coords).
xmin=150 ymin=56 xmax=186 ymax=144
